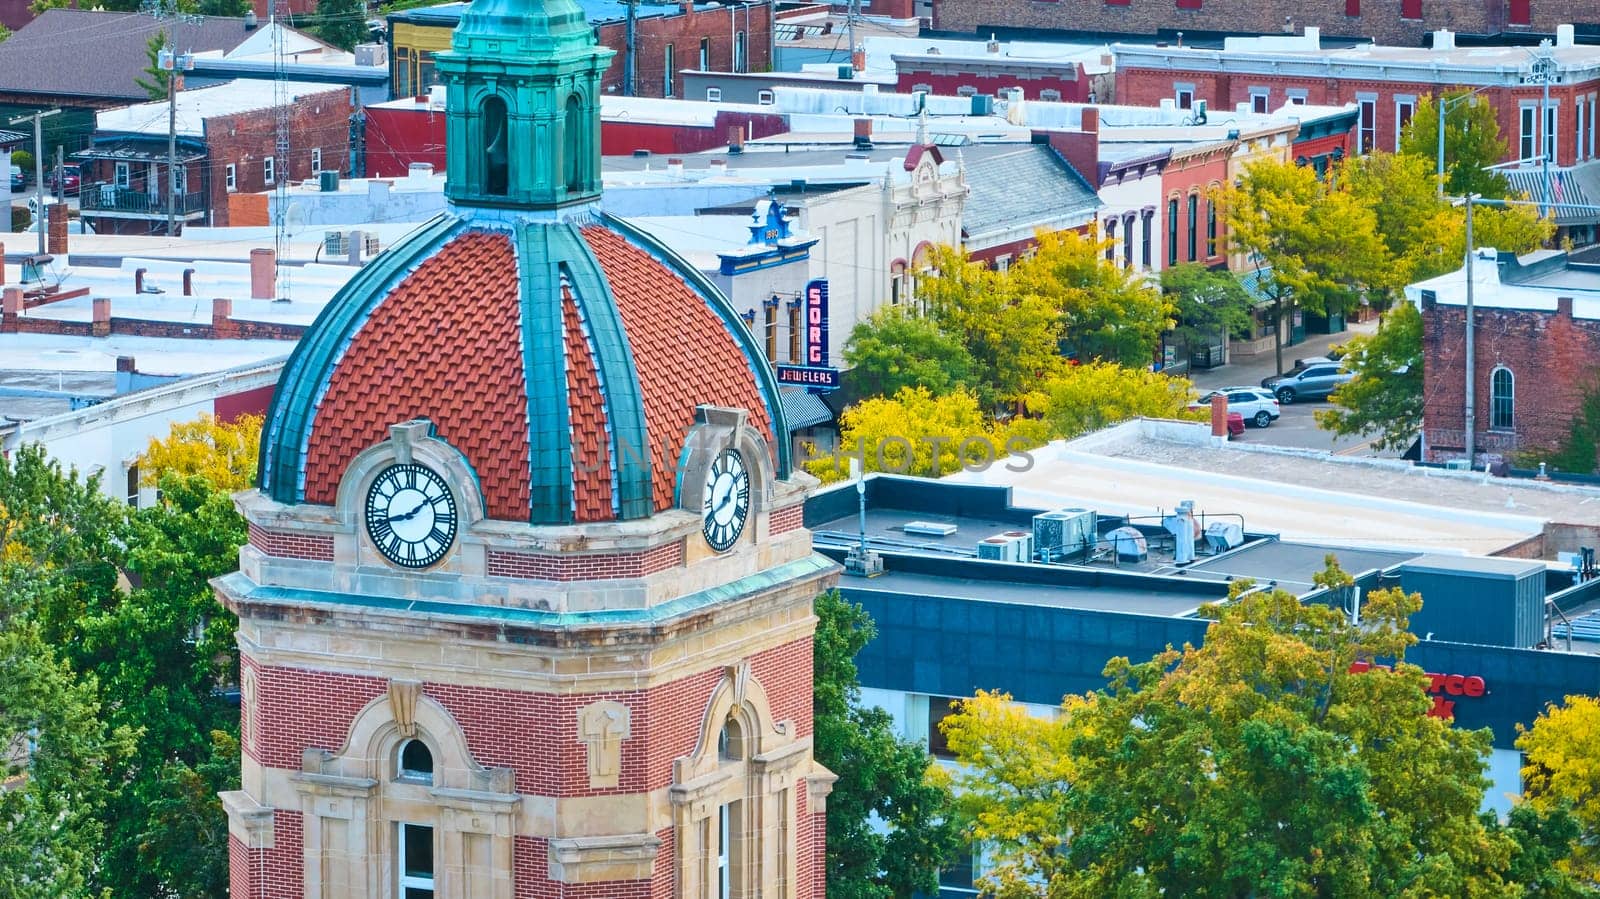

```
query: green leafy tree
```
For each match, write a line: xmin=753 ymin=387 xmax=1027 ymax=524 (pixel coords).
xmin=1159 ymin=263 xmax=1255 ymax=348
xmin=942 ymin=558 xmax=1563 ymax=897
xmin=1008 ymin=229 xmax=1175 ymax=368
xmin=1542 ymin=381 xmax=1600 ymax=474
xmin=1518 ymin=694 xmax=1600 ymax=880
xmin=1316 ymin=302 xmax=1425 ymax=453
xmin=814 ymin=591 xmax=961 ymax=899
xmin=1400 ymin=91 xmax=1513 ymax=200
xmin=842 ymin=307 xmax=977 ymax=402
xmin=920 ymin=245 xmax=1064 ymax=405
xmin=0 ymin=621 xmax=134 ymax=899
xmin=134 ymin=32 xmax=171 ymax=102
xmin=303 ymin=0 xmax=372 ymax=52
xmin=1219 ymin=158 xmax=1389 ymax=375
xmin=195 ymin=0 xmax=251 ymax=15
xmin=804 ymin=386 xmax=1041 ymax=484
xmin=137 ymin=730 xmax=242 ymax=899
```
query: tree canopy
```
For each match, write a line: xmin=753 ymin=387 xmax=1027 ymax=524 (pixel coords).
xmin=1399 ymin=91 xmax=1513 ymax=200
xmin=1006 ymin=230 xmax=1174 ymax=368
xmin=941 ymin=559 xmax=1572 ymax=897
xmin=842 ymin=307 xmax=978 ymax=402
xmin=1518 ymin=694 xmax=1600 ymax=882
xmin=1316 ymin=302 xmax=1425 ymax=453
xmin=1160 ymin=263 xmax=1255 ymax=347
xmin=814 ymin=591 xmax=960 ymax=898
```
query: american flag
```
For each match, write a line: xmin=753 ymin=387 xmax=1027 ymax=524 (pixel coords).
xmin=1552 ymin=171 xmax=1566 ymax=204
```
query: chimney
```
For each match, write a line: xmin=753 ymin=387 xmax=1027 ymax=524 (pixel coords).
xmin=1558 ymin=295 xmax=1574 ymax=317
xmin=250 ymin=248 xmax=274 ymax=299
xmin=851 ymin=44 xmax=865 ymax=72
xmin=728 ymin=125 xmax=745 ymax=154
xmin=46 ymin=203 xmax=67 ymax=255
xmin=1081 ymin=107 xmax=1099 ymax=133
xmin=244 ymin=9 xmax=257 ymax=29
xmin=666 ymin=157 xmax=685 ymax=176
xmin=134 ymin=267 xmax=146 ymax=295
xmin=709 ymin=158 xmax=728 ymax=174
xmin=92 ymin=296 xmax=111 ymax=337
xmin=2 ymin=286 xmax=20 ymax=317
xmin=116 ymin=355 xmax=136 ymax=373
xmin=182 ymin=267 xmax=195 ymax=296
xmin=0 ymin=241 xmax=6 ymax=286
xmin=1210 ymin=394 xmax=1229 ymax=438
xmin=1558 ymin=24 xmax=1576 ymax=47
xmin=986 ymin=33 xmax=1000 ymax=54
xmin=212 ymin=297 xmax=232 ymax=328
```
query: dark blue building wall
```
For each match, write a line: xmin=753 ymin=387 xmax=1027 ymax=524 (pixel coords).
xmin=845 ymin=588 xmax=1211 ymax=707
xmin=849 ymin=586 xmax=1600 ymax=747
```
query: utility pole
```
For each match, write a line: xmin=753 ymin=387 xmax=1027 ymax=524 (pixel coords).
xmin=620 ymin=0 xmax=637 ymax=96
xmin=846 ymin=0 xmax=859 ymax=70
xmin=144 ymin=0 xmax=201 ymax=237
xmin=1463 ymin=194 xmax=1478 ymax=470
xmin=9 ymin=108 xmax=59 ymax=255
xmin=1528 ymin=39 xmax=1557 ymax=215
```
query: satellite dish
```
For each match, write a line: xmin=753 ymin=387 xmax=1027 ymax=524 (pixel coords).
xmin=284 ymin=201 xmax=306 ymax=234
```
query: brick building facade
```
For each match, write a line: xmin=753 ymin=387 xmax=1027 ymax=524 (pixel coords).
xmin=932 ymin=0 xmax=1600 ymax=45
xmin=388 ymin=0 xmax=774 ymax=102
xmin=1413 ymin=249 xmax=1600 ymax=466
xmin=77 ymin=80 xmax=352 ymax=234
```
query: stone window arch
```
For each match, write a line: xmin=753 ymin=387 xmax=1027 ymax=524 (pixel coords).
xmin=671 ymin=661 xmax=816 ymax=898
xmin=482 ymin=94 xmax=509 ymax=196
xmin=563 ymin=93 xmax=584 ymax=194
xmin=290 ymin=680 xmax=517 ymax=898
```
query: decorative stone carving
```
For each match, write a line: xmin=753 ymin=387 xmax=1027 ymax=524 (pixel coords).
xmin=389 ymin=678 xmax=422 ymax=737
xmin=577 ymin=700 xmax=631 ymax=788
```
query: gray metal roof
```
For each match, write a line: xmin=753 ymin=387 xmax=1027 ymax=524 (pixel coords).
xmin=0 ymin=10 xmax=271 ymax=102
xmin=1502 ymin=164 xmax=1600 ymax=227
xmin=962 ymin=144 xmax=1100 ymax=241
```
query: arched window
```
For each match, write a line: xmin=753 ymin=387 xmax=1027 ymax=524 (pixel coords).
xmin=397 ymin=738 xmax=435 ymax=784
xmin=563 ymin=94 xmax=583 ymax=194
xmin=1491 ymin=367 xmax=1515 ymax=430
xmin=1186 ymin=193 xmax=1199 ymax=262
xmin=482 ymin=95 xmax=509 ymax=196
xmin=718 ymin=716 xmax=745 ymax=761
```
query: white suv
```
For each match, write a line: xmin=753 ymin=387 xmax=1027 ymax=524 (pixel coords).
xmin=1189 ymin=386 xmax=1282 ymax=428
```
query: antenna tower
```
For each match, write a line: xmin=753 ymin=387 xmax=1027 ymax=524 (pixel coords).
xmin=271 ymin=0 xmax=291 ymax=300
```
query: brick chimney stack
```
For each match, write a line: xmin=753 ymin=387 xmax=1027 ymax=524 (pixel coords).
xmin=92 ymin=296 xmax=111 ymax=337
xmin=250 ymin=248 xmax=275 ymax=299
xmin=46 ymin=203 xmax=67 ymax=255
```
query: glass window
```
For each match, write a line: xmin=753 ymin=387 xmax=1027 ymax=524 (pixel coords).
xmin=1250 ymin=89 xmax=1269 ymax=114
xmin=1206 ymin=200 xmax=1217 ymax=257
xmin=1401 ymin=0 xmax=1420 ymax=18
xmin=398 ymin=823 xmax=435 ymax=898
xmin=126 ymin=464 xmax=140 ymax=507
xmin=398 ymin=739 xmax=434 ymax=783
xmin=1186 ymin=194 xmax=1198 ymax=262
xmin=1395 ymin=99 xmax=1415 ymax=150
xmin=1544 ymin=105 xmax=1557 ymax=162
xmin=1142 ymin=212 xmax=1152 ymax=268
xmin=263 ymin=156 xmax=275 ymax=186
xmin=757 ymin=89 xmax=774 ymax=105
xmin=1104 ymin=217 xmax=1117 ymax=261
xmin=1491 ymin=367 xmax=1514 ymax=430
xmin=927 ymin=696 xmax=960 ymax=759
xmin=311 ymin=147 xmax=322 ymax=172
xmin=1123 ymin=217 xmax=1135 ymax=268
xmin=1167 ymin=199 xmax=1179 ymax=267
xmin=115 ymin=162 xmax=130 ymax=188
xmin=706 ymin=87 xmax=722 ymax=102
xmin=225 ymin=164 xmax=236 ymax=192
xmin=734 ymin=31 xmax=746 ymax=72
xmin=717 ymin=805 xmax=731 ymax=899
xmin=1521 ymin=105 xmax=1538 ymax=161
xmin=1358 ymin=98 xmax=1376 ymax=153
xmin=1175 ymin=87 xmax=1194 ymax=109
xmin=1040 ymin=89 xmax=1061 ymax=102
xmin=663 ymin=43 xmax=675 ymax=97
xmin=416 ymin=51 xmax=435 ymax=92
xmin=699 ymin=37 xmax=709 ymax=71
xmin=394 ymin=47 xmax=412 ymax=97
xmin=1578 ymin=100 xmax=1586 ymax=161
xmin=1286 ymin=89 xmax=1307 ymax=105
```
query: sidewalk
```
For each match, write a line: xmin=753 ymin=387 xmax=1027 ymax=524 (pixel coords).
xmin=1188 ymin=318 xmax=1379 ymax=391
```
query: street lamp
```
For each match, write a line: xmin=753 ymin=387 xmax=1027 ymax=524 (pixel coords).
xmin=1436 ymin=86 xmax=1492 ymax=200
xmin=1450 ymin=193 xmax=1481 ymax=469
xmin=1525 ymin=40 xmax=1559 ymax=216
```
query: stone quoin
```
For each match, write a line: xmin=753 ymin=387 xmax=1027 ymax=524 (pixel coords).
xmin=215 ymin=0 xmax=840 ymax=893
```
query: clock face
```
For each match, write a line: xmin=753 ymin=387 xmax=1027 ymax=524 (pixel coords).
xmin=364 ymin=463 xmax=458 ymax=569
xmin=702 ymin=449 xmax=750 ymax=553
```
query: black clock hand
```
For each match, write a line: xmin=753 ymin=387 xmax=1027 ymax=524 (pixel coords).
xmin=388 ymin=497 xmax=430 ymax=523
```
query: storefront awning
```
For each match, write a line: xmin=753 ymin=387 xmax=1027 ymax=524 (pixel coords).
xmin=780 ymin=386 xmax=835 ymax=431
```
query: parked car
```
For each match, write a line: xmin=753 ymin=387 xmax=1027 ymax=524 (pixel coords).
xmin=18 ymin=217 xmax=93 ymax=235
xmin=1227 ymin=411 xmax=1245 ymax=437
xmin=45 ymin=164 xmax=80 ymax=196
xmin=1261 ymin=363 xmax=1355 ymax=404
xmin=9 ymin=166 xmax=21 ymax=191
xmin=1189 ymin=386 xmax=1281 ymax=428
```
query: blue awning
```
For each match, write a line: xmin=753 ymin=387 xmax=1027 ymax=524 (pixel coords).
xmin=780 ymin=387 xmax=834 ymax=430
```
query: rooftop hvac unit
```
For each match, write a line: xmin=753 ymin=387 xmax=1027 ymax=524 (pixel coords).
xmin=904 ymin=520 xmax=958 ymax=538
xmin=362 ymin=233 xmax=380 ymax=256
xmin=1204 ymin=521 xmax=1245 ymax=553
xmin=353 ymin=43 xmax=387 ymax=67
xmin=319 ymin=169 xmax=340 ymax=192
xmin=1107 ymin=526 xmax=1147 ymax=563
xmin=1033 ymin=508 xmax=1096 ymax=560
xmin=1400 ymin=555 xmax=1546 ymax=648
xmin=323 ymin=230 xmax=348 ymax=255
xmin=977 ymin=531 xmax=1030 ymax=563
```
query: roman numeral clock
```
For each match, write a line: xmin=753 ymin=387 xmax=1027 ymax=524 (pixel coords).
xmin=364 ymin=462 xmax=459 ymax=568
xmin=702 ymin=448 xmax=751 ymax=552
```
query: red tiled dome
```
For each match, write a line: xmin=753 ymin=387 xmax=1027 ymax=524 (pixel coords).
xmin=259 ymin=214 xmax=787 ymax=524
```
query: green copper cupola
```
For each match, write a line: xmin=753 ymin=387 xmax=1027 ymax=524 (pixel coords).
xmin=436 ymin=0 xmax=614 ymax=210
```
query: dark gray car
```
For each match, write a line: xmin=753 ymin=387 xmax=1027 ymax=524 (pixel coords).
xmin=1261 ymin=364 xmax=1354 ymax=404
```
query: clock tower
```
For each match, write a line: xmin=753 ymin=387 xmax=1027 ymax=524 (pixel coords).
xmin=217 ymin=0 xmax=839 ymax=894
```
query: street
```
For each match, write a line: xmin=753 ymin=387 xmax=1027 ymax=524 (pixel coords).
xmin=1187 ymin=320 xmax=1393 ymax=457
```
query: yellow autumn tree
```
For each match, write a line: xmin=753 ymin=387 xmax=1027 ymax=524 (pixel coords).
xmin=141 ymin=412 xmax=263 ymax=492
xmin=802 ymin=386 xmax=1045 ymax=484
xmin=1517 ymin=694 xmax=1600 ymax=879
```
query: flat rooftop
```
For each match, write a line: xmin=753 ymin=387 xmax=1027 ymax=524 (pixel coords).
xmin=835 ymin=566 xmax=1220 ymax=618
xmin=1186 ymin=540 xmax=1422 ymax=594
